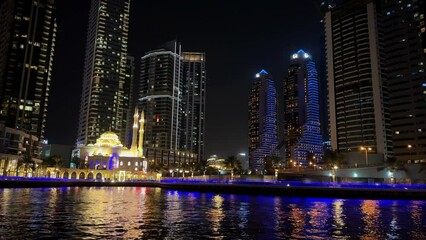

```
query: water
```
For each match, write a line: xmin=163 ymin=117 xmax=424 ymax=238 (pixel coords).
xmin=0 ymin=187 xmax=425 ymax=239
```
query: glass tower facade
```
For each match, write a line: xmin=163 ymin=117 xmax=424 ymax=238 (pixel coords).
xmin=284 ymin=50 xmax=323 ymax=166
xmin=139 ymin=41 xmax=183 ymax=151
xmin=180 ymin=52 xmax=206 ymax=162
xmin=248 ymin=70 xmax=279 ymax=171
xmin=0 ymin=0 xmax=56 ymax=141
xmin=77 ymin=0 xmax=131 ymax=145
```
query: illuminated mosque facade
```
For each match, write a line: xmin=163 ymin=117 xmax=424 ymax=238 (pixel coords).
xmin=72 ymin=108 xmax=147 ymax=172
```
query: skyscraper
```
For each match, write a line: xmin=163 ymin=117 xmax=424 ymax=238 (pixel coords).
xmin=248 ymin=70 xmax=279 ymax=171
xmin=0 ymin=0 xmax=56 ymax=141
xmin=381 ymin=0 xmax=426 ymax=162
xmin=325 ymin=0 xmax=392 ymax=162
xmin=139 ymin=41 xmax=183 ymax=151
xmin=123 ymin=55 xmax=135 ymax=148
xmin=180 ymin=52 xmax=206 ymax=162
xmin=284 ymin=50 xmax=323 ymax=167
xmin=77 ymin=0 xmax=131 ymax=146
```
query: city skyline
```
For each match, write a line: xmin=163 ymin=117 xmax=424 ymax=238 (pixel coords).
xmin=46 ymin=0 xmax=324 ymax=158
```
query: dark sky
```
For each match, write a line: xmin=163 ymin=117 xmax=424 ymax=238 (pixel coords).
xmin=46 ymin=0 xmax=323 ymax=158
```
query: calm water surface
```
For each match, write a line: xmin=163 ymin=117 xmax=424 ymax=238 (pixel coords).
xmin=0 ymin=187 xmax=425 ymax=239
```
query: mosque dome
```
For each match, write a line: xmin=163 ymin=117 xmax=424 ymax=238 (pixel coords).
xmin=94 ymin=131 xmax=123 ymax=147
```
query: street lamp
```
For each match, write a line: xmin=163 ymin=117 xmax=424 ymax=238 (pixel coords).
xmin=408 ymin=144 xmax=412 ymax=162
xmin=360 ymin=146 xmax=372 ymax=166
xmin=332 ymin=165 xmax=338 ymax=182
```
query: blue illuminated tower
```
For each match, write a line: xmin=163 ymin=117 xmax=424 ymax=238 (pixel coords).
xmin=248 ymin=70 xmax=279 ymax=172
xmin=284 ymin=50 xmax=323 ymax=167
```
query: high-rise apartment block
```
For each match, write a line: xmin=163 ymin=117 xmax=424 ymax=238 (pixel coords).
xmin=248 ymin=70 xmax=279 ymax=171
xmin=139 ymin=41 xmax=183 ymax=151
xmin=325 ymin=0 xmax=392 ymax=161
xmin=123 ymin=55 xmax=135 ymax=148
xmin=381 ymin=0 xmax=426 ymax=162
xmin=284 ymin=50 xmax=323 ymax=166
xmin=77 ymin=0 xmax=131 ymax=146
xmin=181 ymin=52 xmax=206 ymax=162
xmin=0 ymin=0 xmax=56 ymax=141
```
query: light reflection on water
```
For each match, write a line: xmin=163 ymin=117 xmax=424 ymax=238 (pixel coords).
xmin=0 ymin=187 xmax=425 ymax=239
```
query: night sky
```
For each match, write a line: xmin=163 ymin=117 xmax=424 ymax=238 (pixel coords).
xmin=46 ymin=0 xmax=323 ymax=158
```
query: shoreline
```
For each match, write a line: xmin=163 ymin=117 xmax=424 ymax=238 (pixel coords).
xmin=1 ymin=179 xmax=425 ymax=200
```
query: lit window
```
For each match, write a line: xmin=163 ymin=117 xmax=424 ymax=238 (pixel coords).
xmin=120 ymin=161 xmax=123 ymax=166
xmin=128 ymin=161 xmax=131 ymax=166
xmin=135 ymin=162 xmax=138 ymax=166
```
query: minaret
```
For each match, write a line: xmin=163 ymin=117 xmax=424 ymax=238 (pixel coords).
xmin=130 ymin=107 xmax=139 ymax=152
xmin=138 ymin=110 xmax=145 ymax=157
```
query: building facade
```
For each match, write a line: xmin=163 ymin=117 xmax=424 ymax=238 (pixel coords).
xmin=325 ymin=0 xmax=392 ymax=162
xmin=180 ymin=52 xmax=206 ymax=162
xmin=123 ymin=55 xmax=135 ymax=148
xmin=381 ymin=0 xmax=426 ymax=162
xmin=0 ymin=123 xmax=42 ymax=176
xmin=0 ymin=0 xmax=56 ymax=141
xmin=77 ymin=0 xmax=131 ymax=146
xmin=40 ymin=143 xmax=73 ymax=167
xmin=139 ymin=41 xmax=183 ymax=152
xmin=284 ymin=50 xmax=323 ymax=167
xmin=248 ymin=70 xmax=279 ymax=171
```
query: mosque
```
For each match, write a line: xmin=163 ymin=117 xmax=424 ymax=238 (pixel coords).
xmin=70 ymin=108 xmax=150 ymax=179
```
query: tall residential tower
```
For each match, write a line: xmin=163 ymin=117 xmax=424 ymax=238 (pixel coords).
xmin=180 ymin=52 xmax=206 ymax=162
xmin=77 ymin=0 xmax=131 ymax=146
xmin=381 ymin=0 xmax=426 ymax=162
xmin=248 ymin=70 xmax=279 ymax=171
xmin=284 ymin=50 xmax=323 ymax=166
xmin=0 ymin=0 xmax=56 ymax=140
xmin=139 ymin=41 xmax=183 ymax=151
xmin=325 ymin=0 xmax=392 ymax=162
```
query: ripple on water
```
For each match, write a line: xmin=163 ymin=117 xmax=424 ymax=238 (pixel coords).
xmin=0 ymin=188 xmax=425 ymax=239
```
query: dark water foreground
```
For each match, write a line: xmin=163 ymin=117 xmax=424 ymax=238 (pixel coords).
xmin=0 ymin=187 xmax=425 ymax=239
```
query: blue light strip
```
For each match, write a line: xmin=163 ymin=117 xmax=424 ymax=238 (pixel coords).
xmin=249 ymin=71 xmax=279 ymax=171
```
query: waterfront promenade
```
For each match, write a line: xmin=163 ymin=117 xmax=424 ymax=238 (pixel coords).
xmin=1 ymin=177 xmax=425 ymax=200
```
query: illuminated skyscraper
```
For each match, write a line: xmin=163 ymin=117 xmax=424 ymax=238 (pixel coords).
xmin=77 ymin=0 xmax=131 ymax=146
xmin=180 ymin=52 xmax=206 ymax=162
xmin=123 ymin=55 xmax=135 ymax=148
xmin=0 ymin=0 xmax=56 ymax=140
xmin=248 ymin=70 xmax=279 ymax=171
xmin=139 ymin=41 xmax=183 ymax=151
xmin=381 ymin=0 xmax=426 ymax=162
xmin=325 ymin=0 xmax=392 ymax=161
xmin=284 ymin=50 xmax=323 ymax=166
